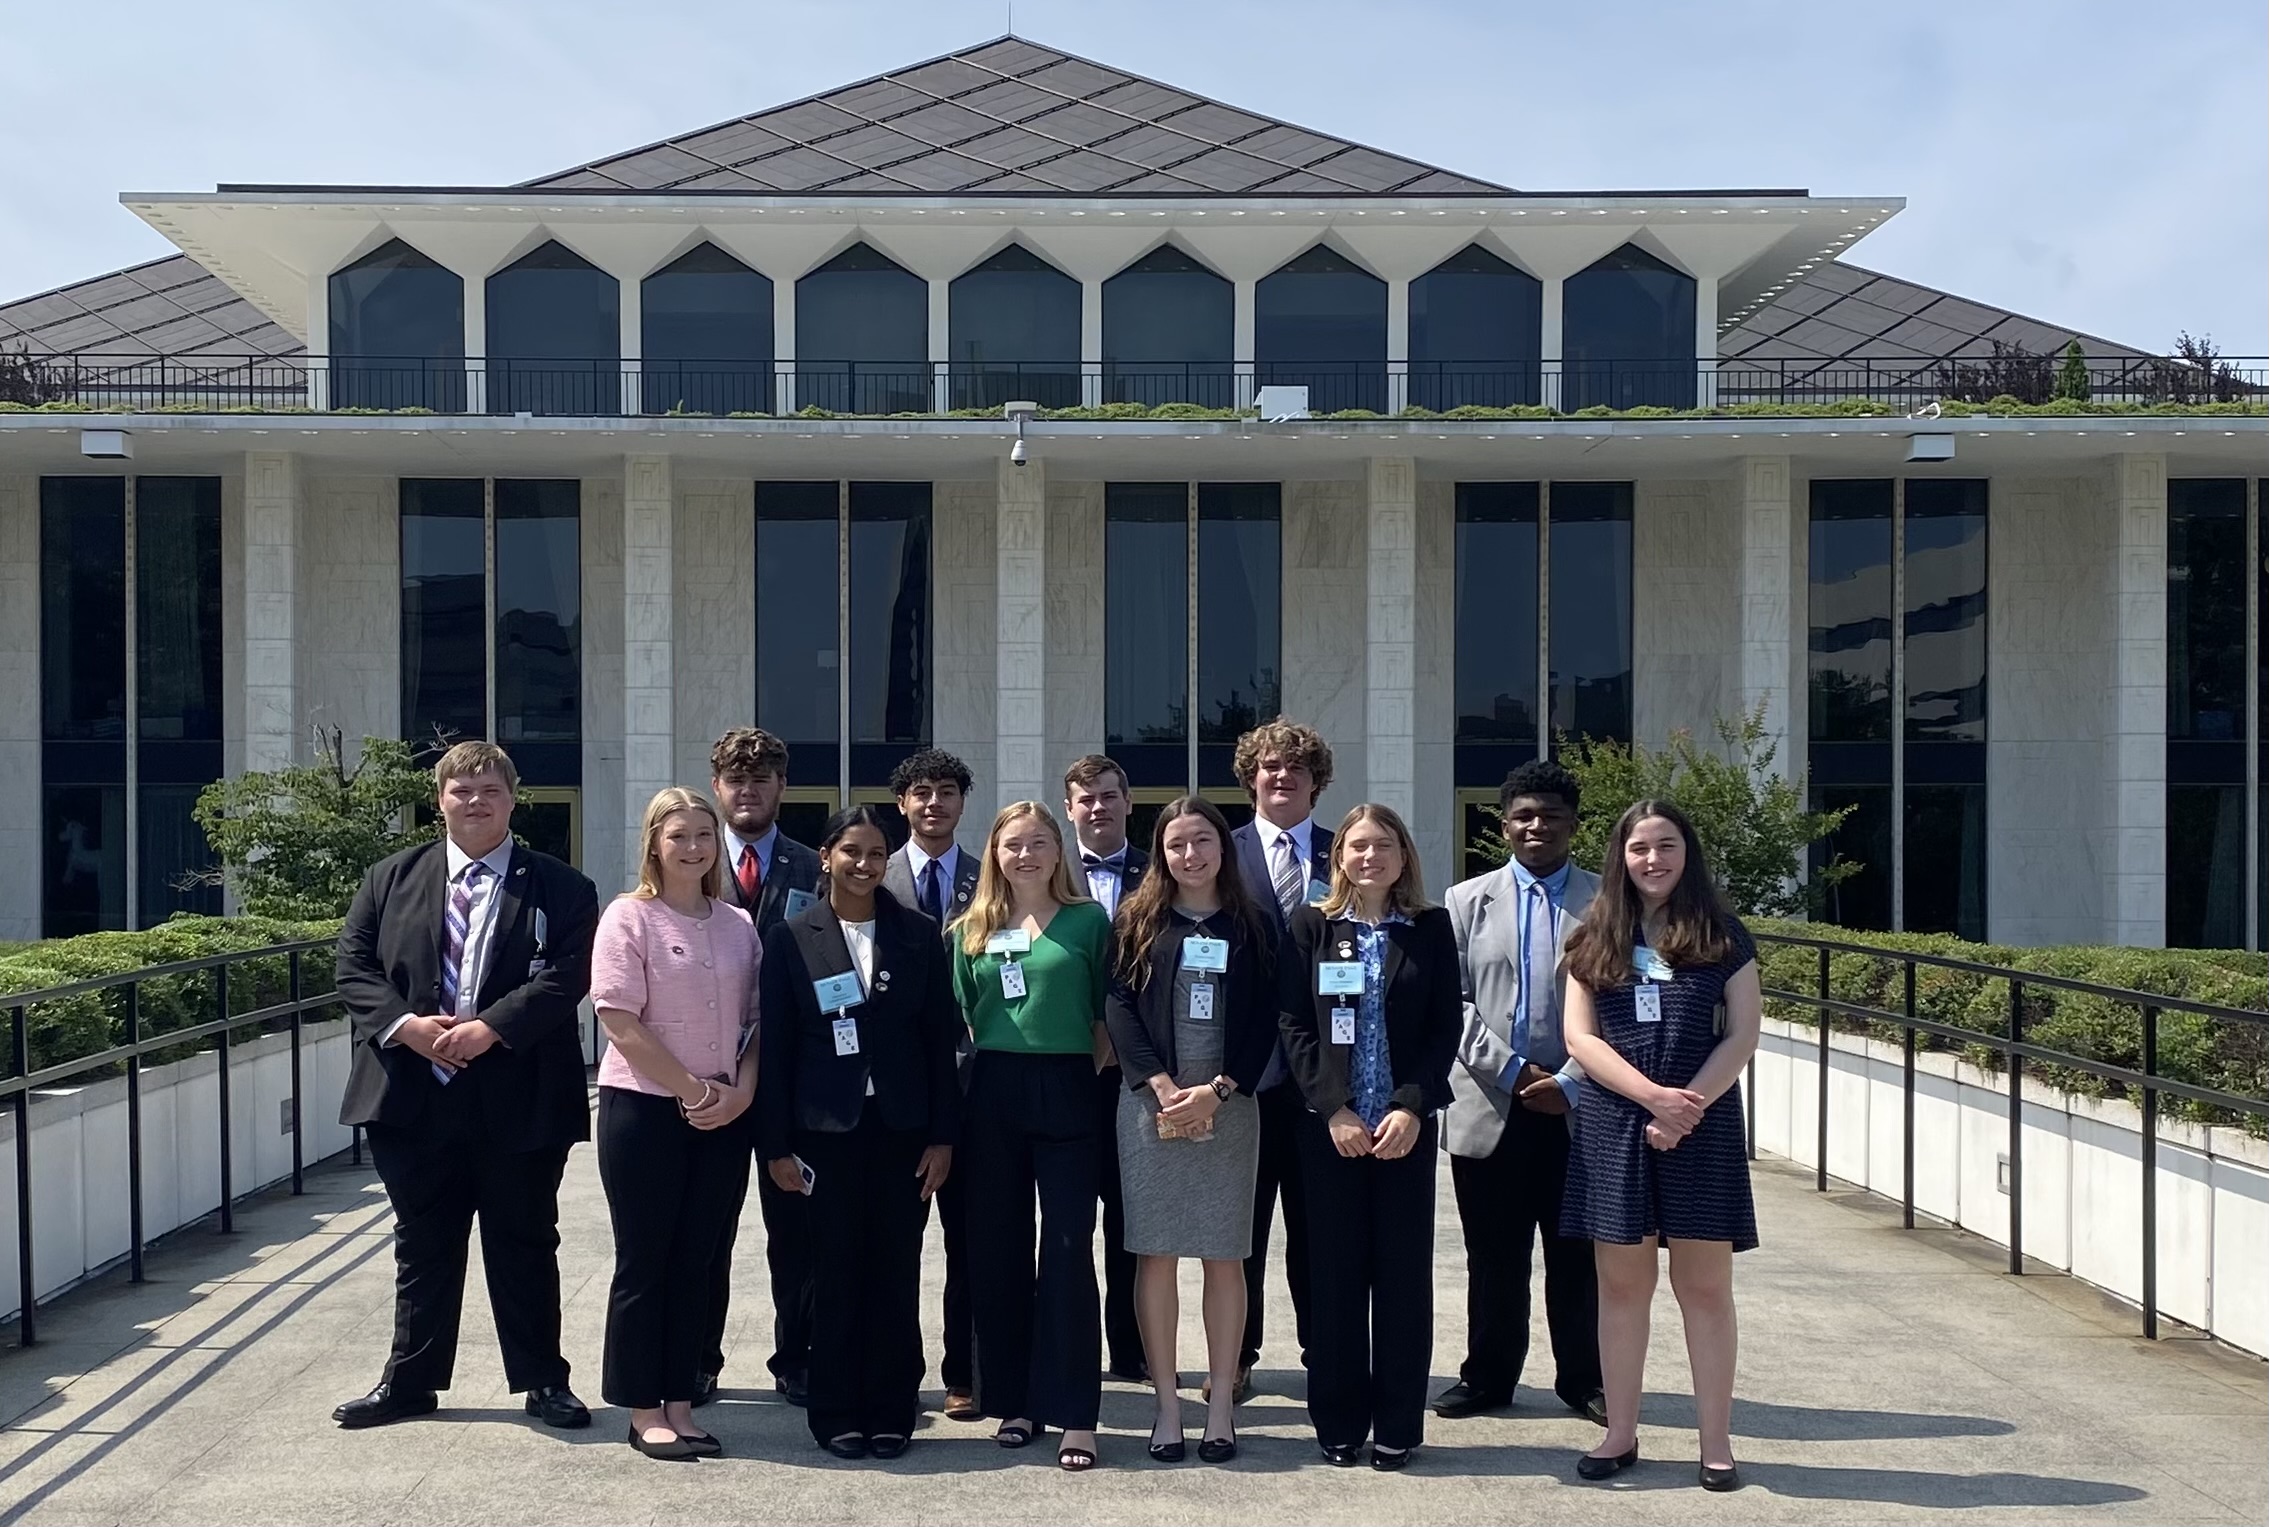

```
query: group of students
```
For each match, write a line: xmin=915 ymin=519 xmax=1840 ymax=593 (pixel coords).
xmin=330 ymin=720 xmax=1763 ymax=1490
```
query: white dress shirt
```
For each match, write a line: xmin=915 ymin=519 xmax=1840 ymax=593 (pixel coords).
xmin=722 ymin=823 xmax=780 ymax=886
xmin=904 ymin=839 xmax=962 ymax=908
xmin=1079 ymin=840 xmax=1131 ymax=917
xmin=1253 ymin=814 xmax=1316 ymax=889
xmin=384 ymin=836 xmax=515 ymax=1045
xmin=840 ymin=916 xmax=879 ymax=1094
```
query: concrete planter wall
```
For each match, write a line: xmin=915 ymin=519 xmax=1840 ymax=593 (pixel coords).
xmin=1752 ymin=1016 xmax=2269 ymax=1358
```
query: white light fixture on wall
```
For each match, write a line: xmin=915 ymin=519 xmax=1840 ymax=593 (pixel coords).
xmin=80 ymin=429 xmax=132 ymax=459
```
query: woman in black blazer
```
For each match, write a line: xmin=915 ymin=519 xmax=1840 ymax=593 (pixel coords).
xmin=1277 ymin=802 xmax=1460 ymax=1472
xmin=757 ymin=806 xmax=962 ymax=1461
xmin=1103 ymin=797 xmax=1278 ymax=1464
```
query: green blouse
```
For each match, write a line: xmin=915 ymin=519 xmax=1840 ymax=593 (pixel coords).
xmin=950 ymin=900 xmax=1111 ymax=1055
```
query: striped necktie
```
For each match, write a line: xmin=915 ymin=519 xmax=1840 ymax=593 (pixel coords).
xmin=435 ymin=861 xmax=490 ymax=1084
xmin=1270 ymin=832 xmax=1305 ymax=920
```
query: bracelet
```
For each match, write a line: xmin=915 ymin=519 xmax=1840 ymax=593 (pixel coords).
xmin=1209 ymin=1077 xmax=1233 ymax=1101
xmin=681 ymin=1079 xmax=716 ymax=1114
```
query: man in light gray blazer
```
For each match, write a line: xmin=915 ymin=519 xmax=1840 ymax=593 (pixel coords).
xmin=1435 ymin=759 xmax=1606 ymax=1425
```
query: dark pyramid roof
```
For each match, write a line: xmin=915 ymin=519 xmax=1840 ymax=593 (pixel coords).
xmin=0 ymin=253 xmax=302 ymax=358
xmin=1720 ymin=261 xmax=2144 ymax=362
xmin=523 ymin=35 xmax=1512 ymax=197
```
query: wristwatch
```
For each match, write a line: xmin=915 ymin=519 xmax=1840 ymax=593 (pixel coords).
xmin=1209 ymin=1077 xmax=1234 ymax=1101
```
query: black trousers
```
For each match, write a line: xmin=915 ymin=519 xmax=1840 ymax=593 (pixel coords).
xmin=965 ymin=1050 xmax=1102 ymax=1430
xmin=596 ymin=1087 xmax=750 ymax=1409
xmin=364 ymin=1118 xmax=572 ymax=1396
xmin=931 ymin=1163 xmax=974 ymax=1392
xmin=702 ymin=1142 xmax=813 ymax=1383
xmin=1094 ymin=1063 xmax=1142 ymax=1373
xmin=801 ymin=1109 xmax=929 ymax=1442
xmin=1297 ymin=1110 xmax=1438 ymax=1452
xmin=1450 ymin=1108 xmax=1602 ymax=1404
xmin=1241 ymin=1079 xmax=1314 ymax=1370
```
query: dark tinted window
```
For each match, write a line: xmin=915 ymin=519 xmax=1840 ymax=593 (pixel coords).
xmin=494 ymin=480 xmax=580 ymax=753
xmin=1904 ymin=480 xmax=1988 ymax=742
xmin=1563 ymin=244 xmax=1696 ymax=408
xmin=756 ymin=482 xmax=841 ymax=758
xmin=401 ymin=479 xmax=487 ymax=754
xmin=486 ymin=241 xmax=619 ymax=415
xmin=1811 ymin=784 xmax=1892 ymax=931
xmin=1548 ymin=482 xmax=1632 ymax=746
xmin=1106 ymin=484 xmax=1190 ymax=783
xmin=44 ymin=783 xmax=125 ymax=937
xmin=1255 ymin=246 xmax=1386 ymax=413
xmin=797 ymin=243 xmax=928 ymax=414
xmin=328 ymin=238 xmax=465 ymax=409
xmin=949 ymin=244 xmax=1080 ymax=409
xmin=2168 ymin=785 xmax=2248 ymax=948
xmin=847 ymin=483 xmax=931 ymax=764
xmin=2167 ymin=479 xmax=2247 ymax=741
xmin=1103 ymin=244 xmax=1232 ymax=408
xmin=1411 ymin=245 xmax=1542 ymax=409
xmin=40 ymin=477 xmax=126 ymax=741
xmin=642 ymin=242 xmax=772 ymax=415
xmin=1809 ymin=480 xmax=1896 ymax=743
xmin=1196 ymin=484 xmax=1281 ymax=748
xmin=1455 ymin=482 xmax=1540 ymax=749
xmin=135 ymin=477 xmax=223 ymax=742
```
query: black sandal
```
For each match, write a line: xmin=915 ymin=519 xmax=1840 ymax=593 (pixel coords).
xmin=995 ymin=1421 xmax=1043 ymax=1448
xmin=1059 ymin=1442 xmax=1098 ymax=1471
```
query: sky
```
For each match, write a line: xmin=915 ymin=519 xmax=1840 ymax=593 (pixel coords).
xmin=2 ymin=0 xmax=2263 ymax=352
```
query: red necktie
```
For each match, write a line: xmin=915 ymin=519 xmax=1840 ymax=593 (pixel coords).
xmin=737 ymin=844 xmax=763 ymax=906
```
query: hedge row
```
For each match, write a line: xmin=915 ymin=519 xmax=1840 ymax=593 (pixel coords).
xmin=0 ymin=916 xmax=345 ymax=1076
xmin=1749 ymin=920 xmax=2268 ymax=1134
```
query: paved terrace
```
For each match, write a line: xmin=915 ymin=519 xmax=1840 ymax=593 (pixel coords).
xmin=0 ymin=1133 xmax=2260 ymax=1527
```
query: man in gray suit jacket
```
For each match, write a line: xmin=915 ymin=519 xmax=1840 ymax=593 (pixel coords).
xmin=1435 ymin=759 xmax=1606 ymax=1424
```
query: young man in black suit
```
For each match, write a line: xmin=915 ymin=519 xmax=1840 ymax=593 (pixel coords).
xmin=1063 ymin=752 xmax=1148 ymax=1381
xmin=699 ymin=727 xmax=826 ymax=1406
xmin=333 ymin=741 xmax=600 ymax=1430
xmin=878 ymin=748 xmax=983 ymax=1419
xmin=1222 ymin=718 xmax=1337 ymax=1404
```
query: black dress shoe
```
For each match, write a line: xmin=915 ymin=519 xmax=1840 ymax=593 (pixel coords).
xmin=1148 ymin=1436 xmax=1186 ymax=1463
xmin=1320 ymin=1442 xmax=1363 ymax=1467
xmin=1565 ymin=1389 xmax=1609 ymax=1425
xmin=1576 ymin=1445 xmax=1639 ymax=1480
xmin=869 ymin=1434 xmax=910 ymax=1460
xmin=691 ymin=1371 xmax=720 ymax=1408
xmin=1109 ymin=1356 xmax=1150 ymax=1382
xmin=1431 ymin=1380 xmax=1511 ymax=1419
xmin=1700 ymin=1463 xmax=1741 ymax=1492
xmin=823 ymin=1433 xmax=869 ymax=1460
xmin=1371 ymin=1445 xmax=1412 ymax=1472
xmin=627 ymin=1425 xmax=698 ymax=1461
xmin=332 ymin=1383 xmax=438 ymax=1429
xmin=1198 ymin=1429 xmax=1237 ymax=1464
xmin=776 ymin=1371 xmax=811 ymax=1407
xmin=678 ymin=1430 xmax=722 ymax=1457
xmin=524 ymin=1385 xmax=592 ymax=1429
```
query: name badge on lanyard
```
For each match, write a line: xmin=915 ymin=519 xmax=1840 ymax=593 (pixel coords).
xmin=1189 ymin=982 xmax=1216 ymax=1021
xmin=1181 ymin=937 xmax=1228 ymax=973
xmin=1634 ymin=984 xmax=1663 ymax=1025
xmin=813 ymin=971 xmax=863 ymax=1014
xmin=1330 ymin=1005 xmax=1357 ymax=1045
xmin=1317 ymin=961 xmax=1364 ymax=996
xmin=1635 ymin=943 xmax=1670 ymax=1025
xmin=1000 ymin=961 xmax=1028 ymax=1000
xmin=831 ymin=1016 xmax=861 ymax=1056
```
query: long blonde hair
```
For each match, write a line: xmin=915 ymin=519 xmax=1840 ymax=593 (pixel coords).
xmin=631 ymin=787 xmax=724 ymax=901
xmin=955 ymin=801 xmax=1090 ymax=955
xmin=1316 ymin=802 xmax=1431 ymax=920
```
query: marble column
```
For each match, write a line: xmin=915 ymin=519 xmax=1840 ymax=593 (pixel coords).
xmin=243 ymin=452 xmax=301 ymax=775
xmin=996 ymin=454 xmax=1048 ymax=812
xmin=1736 ymin=455 xmax=1796 ymax=777
xmin=623 ymin=454 xmax=674 ymax=879
xmin=2104 ymin=452 xmax=2168 ymax=946
xmin=0 ymin=475 xmax=37 ymax=938
xmin=1365 ymin=457 xmax=1418 ymax=822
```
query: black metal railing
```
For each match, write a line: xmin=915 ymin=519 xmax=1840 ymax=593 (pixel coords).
xmin=3 ymin=938 xmax=345 ymax=1345
xmin=1749 ymin=930 xmax=2268 ymax=1340
xmin=2 ymin=350 xmax=2263 ymax=418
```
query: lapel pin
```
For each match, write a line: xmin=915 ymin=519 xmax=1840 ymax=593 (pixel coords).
xmin=877 ymin=970 xmax=891 ymax=986
xmin=1337 ymin=941 xmax=1353 ymax=959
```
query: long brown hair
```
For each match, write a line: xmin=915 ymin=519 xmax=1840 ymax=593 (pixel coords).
xmin=1316 ymin=802 xmax=1431 ymax=920
xmin=1112 ymin=796 xmax=1273 ymax=988
xmin=1564 ymin=798 xmax=1733 ymax=989
xmin=954 ymin=801 xmax=1091 ymax=955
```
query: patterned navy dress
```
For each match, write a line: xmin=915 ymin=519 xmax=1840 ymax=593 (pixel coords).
xmin=1561 ymin=917 xmax=1759 ymax=1251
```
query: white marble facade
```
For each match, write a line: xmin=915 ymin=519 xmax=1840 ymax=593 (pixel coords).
xmin=1283 ymin=479 xmax=1368 ymax=827
xmin=934 ymin=477 xmax=999 ymax=815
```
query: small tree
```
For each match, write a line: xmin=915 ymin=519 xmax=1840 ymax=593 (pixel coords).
xmin=1470 ymin=704 xmax=1860 ymax=918
xmin=191 ymin=727 xmax=441 ymax=919
xmin=2053 ymin=340 xmax=2090 ymax=402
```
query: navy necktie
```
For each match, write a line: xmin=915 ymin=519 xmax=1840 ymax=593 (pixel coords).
xmin=919 ymin=858 xmax=945 ymax=924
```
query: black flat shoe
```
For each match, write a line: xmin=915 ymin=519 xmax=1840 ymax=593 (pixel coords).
xmin=1431 ymin=1381 xmax=1510 ymax=1419
xmin=823 ymin=1433 xmax=869 ymax=1460
xmin=524 ymin=1385 xmax=591 ymax=1429
xmin=627 ymin=1425 xmax=698 ymax=1460
xmin=995 ymin=1421 xmax=1043 ymax=1449
xmin=1198 ymin=1431 xmax=1237 ymax=1464
xmin=1700 ymin=1463 xmax=1741 ymax=1492
xmin=1148 ymin=1438 xmax=1186 ymax=1463
xmin=332 ymin=1383 xmax=438 ymax=1429
xmin=1372 ymin=1446 xmax=1412 ymax=1472
xmin=678 ymin=1430 xmax=722 ymax=1457
xmin=1320 ymin=1442 xmax=1362 ymax=1467
xmin=869 ymin=1434 xmax=910 ymax=1460
xmin=776 ymin=1371 xmax=811 ymax=1408
xmin=1577 ymin=1445 xmax=1639 ymax=1480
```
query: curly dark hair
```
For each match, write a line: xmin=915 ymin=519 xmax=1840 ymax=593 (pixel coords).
xmin=1500 ymin=758 xmax=1580 ymax=816
xmin=887 ymin=747 xmax=974 ymax=798
xmin=1231 ymin=718 xmax=1334 ymax=804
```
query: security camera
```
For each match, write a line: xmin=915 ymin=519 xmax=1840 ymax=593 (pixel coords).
xmin=1010 ymin=437 xmax=1028 ymax=467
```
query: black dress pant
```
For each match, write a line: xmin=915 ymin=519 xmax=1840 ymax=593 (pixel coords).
xmin=1298 ymin=1110 xmax=1438 ymax=1452
xmin=1450 ymin=1108 xmax=1602 ymax=1404
xmin=702 ymin=1142 xmax=813 ymax=1383
xmin=1094 ymin=1063 xmax=1142 ymax=1373
xmin=800 ymin=1108 xmax=929 ymax=1442
xmin=1241 ymin=1079 xmax=1314 ymax=1370
xmin=931 ymin=1164 xmax=974 ymax=1392
xmin=596 ymin=1087 xmax=751 ymax=1409
xmin=965 ymin=1050 xmax=1102 ymax=1430
xmin=364 ymin=1116 xmax=572 ymax=1396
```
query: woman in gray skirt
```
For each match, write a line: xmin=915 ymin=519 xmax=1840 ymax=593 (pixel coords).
xmin=1103 ymin=796 xmax=1278 ymax=1465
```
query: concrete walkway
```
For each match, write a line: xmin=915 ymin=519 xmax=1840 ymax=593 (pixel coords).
xmin=0 ymin=1130 xmax=2260 ymax=1527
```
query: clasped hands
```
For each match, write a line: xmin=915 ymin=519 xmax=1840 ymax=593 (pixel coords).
xmin=1644 ymin=1084 xmax=1707 ymax=1151
xmin=1150 ymin=1074 xmax=1221 ymax=1141
xmin=395 ymin=1013 xmax=498 ymax=1071
xmin=1326 ymin=1105 xmax=1419 ymax=1160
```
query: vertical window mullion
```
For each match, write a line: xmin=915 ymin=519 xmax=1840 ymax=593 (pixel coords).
xmin=1536 ymin=481 xmax=1551 ymax=759
xmin=483 ymin=479 xmax=498 ymax=742
xmin=837 ymin=479 xmax=851 ymax=803
xmin=122 ymin=476 xmax=139 ymax=932
xmin=1890 ymin=478 xmax=1906 ymax=933
xmin=1186 ymin=481 xmax=1199 ymax=794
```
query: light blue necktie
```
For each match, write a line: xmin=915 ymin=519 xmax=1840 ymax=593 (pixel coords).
xmin=1521 ymin=880 xmax=1556 ymax=1068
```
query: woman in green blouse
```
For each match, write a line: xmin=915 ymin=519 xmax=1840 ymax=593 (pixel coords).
xmin=950 ymin=801 xmax=1112 ymax=1472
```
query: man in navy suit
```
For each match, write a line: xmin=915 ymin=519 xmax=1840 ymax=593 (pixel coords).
xmin=1063 ymin=753 xmax=1149 ymax=1381
xmin=1222 ymin=718 xmax=1337 ymax=1404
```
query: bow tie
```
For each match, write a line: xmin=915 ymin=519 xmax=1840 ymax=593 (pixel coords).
xmin=1081 ymin=853 xmax=1125 ymax=871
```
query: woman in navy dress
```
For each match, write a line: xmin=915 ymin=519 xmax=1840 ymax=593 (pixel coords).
xmin=1559 ymin=799 xmax=1762 ymax=1494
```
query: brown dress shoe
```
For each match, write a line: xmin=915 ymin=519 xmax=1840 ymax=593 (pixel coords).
xmin=943 ymin=1389 xmax=982 ymax=1421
